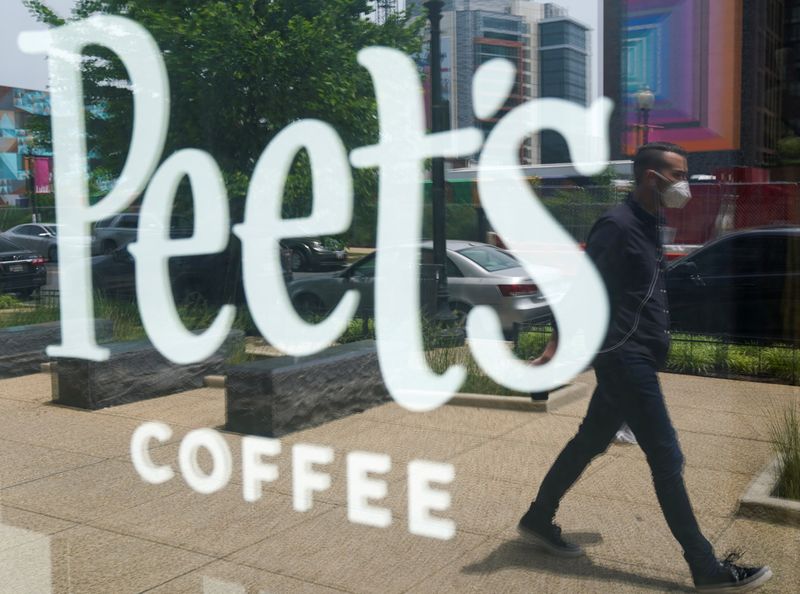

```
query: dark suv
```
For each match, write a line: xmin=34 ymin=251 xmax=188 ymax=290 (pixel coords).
xmin=0 ymin=236 xmax=48 ymax=297
xmin=666 ymin=227 xmax=800 ymax=342
xmin=94 ymin=213 xmax=192 ymax=254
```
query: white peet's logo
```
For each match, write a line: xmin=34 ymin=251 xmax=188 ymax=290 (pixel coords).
xmin=19 ymin=15 xmax=611 ymax=413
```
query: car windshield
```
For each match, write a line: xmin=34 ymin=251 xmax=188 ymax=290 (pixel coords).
xmin=457 ymin=246 xmax=519 ymax=272
xmin=43 ymin=225 xmax=57 ymax=236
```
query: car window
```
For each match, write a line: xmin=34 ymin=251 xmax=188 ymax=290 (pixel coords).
xmin=690 ymin=240 xmax=734 ymax=275
xmin=457 ymin=246 xmax=519 ymax=272
xmin=446 ymin=257 xmax=463 ymax=278
xmin=743 ymin=236 xmax=788 ymax=275
xmin=118 ymin=215 xmax=139 ymax=229
xmin=692 ymin=234 xmax=788 ymax=277
xmin=170 ymin=215 xmax=190 ymax=229
xmin=16 ymin=225 xmax=38 ymax=236
xmin=43 ymin=225 xmax=57 ymax=236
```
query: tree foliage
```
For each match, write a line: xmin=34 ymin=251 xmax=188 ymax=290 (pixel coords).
xmin=778 ymin=136 xmax=800 ymax=164
xmin=25 ymin=0 xmax=423 ymax=237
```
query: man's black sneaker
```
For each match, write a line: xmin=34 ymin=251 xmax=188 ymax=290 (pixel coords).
xmin=516 ymin=515 xmax=584 ymax=558
xmin=694 ymin=552 xmax=773 ymax=592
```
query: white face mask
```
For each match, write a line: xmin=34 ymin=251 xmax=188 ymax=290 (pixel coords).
xmin=651 ymin=170 xmax=692 ymax=209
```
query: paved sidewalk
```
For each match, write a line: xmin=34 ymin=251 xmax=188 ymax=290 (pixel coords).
xmin=0 ymin=369 xmax=798 ymax=593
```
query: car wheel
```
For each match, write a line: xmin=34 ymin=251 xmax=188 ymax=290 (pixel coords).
xmin=293 ymin=293 xmax=327 ymax=321
xmin=290 ymin=249 xmax=307 ymax=272
xmin=102 ymin=239 xmax=117 ymax=255
xmin=48 ymin=245 xmax=57 ymax=262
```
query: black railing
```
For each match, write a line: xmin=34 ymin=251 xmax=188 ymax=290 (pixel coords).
xmin=34 ymin=288 xmax=59 ymax=309
xmin=515 ymin=323 xmax=800 ymax=386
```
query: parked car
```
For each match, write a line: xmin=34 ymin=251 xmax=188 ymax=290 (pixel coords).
xmin=2 ymin=223 xmax=100 ymax=262
xmin=287 ymin=240 xmax=562 ymax=339
xmin=94 ymin=213 xmax=192 ymax=254
xmin=666 ymin=226 xmax=800 ymax=342
xmin=92 ymin=247 xmax=242 ymax=304
xmin=280 ymin=237 xmax=347 ymax=272
xmin=0 ymin=236 xmax=47 ymax=297
xmin=91 ymin=243 xmax=292 ymax=304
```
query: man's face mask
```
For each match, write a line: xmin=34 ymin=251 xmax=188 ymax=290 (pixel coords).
xmin=650 ymin=170 xmax=692 ymax=209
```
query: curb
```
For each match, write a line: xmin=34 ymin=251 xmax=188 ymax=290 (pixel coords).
xmin=203 ymin=375 xmax=226 ymax=388
xmin=447 ymin=381 xmax=591 ymax=413
xmin=738 ymin=456 xmax=800 ymax=526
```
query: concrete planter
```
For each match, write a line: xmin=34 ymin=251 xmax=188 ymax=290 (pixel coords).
xmin=225 ymin=340 xmax=389 ymax=437
xmin=738 ymin=456 xmax=800 ymax=526
xmin=51 ymin=330 xmax=244 ymax=410
xmin=0 ymin=320 xmax=113 ymax=379
xmin=448 ymin=382 xmax=590 ymax=413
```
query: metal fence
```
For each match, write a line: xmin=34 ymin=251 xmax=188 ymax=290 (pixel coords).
xmin=517 ymin=323 xmax=800 ymax=386
xmin=33 ymin=288 xmax=59 ymax=309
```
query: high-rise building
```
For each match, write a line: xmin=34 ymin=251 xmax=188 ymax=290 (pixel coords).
xmin=373 ymin=0 xmax=399 ymax=24
xmin=537 ymin=4 xmax=590 ymax=163
xmin=412 ymin=0 xmax=591 ymax=164
xmin=781 ymin=0 xmax=800 ymax=137
xmin=453 ymin=9 xmax=531 ymax=159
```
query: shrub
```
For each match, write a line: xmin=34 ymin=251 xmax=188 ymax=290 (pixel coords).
xmin=761 ymin=347 xmax=798 ymax=383
xmin=725 ymin=345 xmax=760 ymax=377
xmin=0 ymin=300 xmax=59 ymax=328
xmin=0 ymin=294 xmax=24 ymax=310
xmin=337 ymin=317 xmax=375 ymax=344
xmin=777 ymin=136 xmax=800 ymax=163
xmin=425 ymin=344 xmax=527 ymax=396
xmin=666 ymin=334 xmax=719 ymax=374
xmin=514 ymin=328 xmax=553 ymax=360
xmin=768 ymin=404 xmax=800 ymax=501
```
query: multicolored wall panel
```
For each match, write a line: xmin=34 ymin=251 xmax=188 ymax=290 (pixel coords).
xmin=623 ymin=0 xmax=743 ymax=154
xmin=0 ymin=86 xmax=51 ymax=206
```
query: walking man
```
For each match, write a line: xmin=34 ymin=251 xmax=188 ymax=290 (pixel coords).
xmin=518 ymin=142 xmax=772 ymax=592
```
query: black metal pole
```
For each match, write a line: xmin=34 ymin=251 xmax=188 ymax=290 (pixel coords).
xmin=637 ymin=109 xmax=644 ymax=147
xmin=24 ymin=155 xmax=37 ymax=223
xmin=424 ymin=0 xmax=453 ymax=324
xmin=643 ymin=108 xmax=650 ymax=145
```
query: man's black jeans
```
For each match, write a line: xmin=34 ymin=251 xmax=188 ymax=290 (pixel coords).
xmin=530 ymin=350 xmax=718 ymax=576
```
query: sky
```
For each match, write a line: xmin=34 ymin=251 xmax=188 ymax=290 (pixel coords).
xmin=1 ymin=0 xmax=76 ymax=90
xmin=2 ymin=0 xmax=601 ymax=96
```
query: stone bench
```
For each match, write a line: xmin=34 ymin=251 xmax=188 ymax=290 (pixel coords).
xmin=225 ymin=340 xmax=389 ymax=437
xmin=51 ymin=330 xmax=244 ymax=410
xmin=0 ymin=320 xmax=113 ymax=379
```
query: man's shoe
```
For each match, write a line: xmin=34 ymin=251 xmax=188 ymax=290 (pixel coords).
xmin=516 ymin=515 xmax=584 ymax=558
xmin=614 ymin=423 xmax=637 ymax=445
xmin=694 ymin=552 xmax=773 ymax=592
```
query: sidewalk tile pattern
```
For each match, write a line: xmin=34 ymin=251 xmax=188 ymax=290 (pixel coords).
xmin=0 ymin=370 xmax=797 ymax=593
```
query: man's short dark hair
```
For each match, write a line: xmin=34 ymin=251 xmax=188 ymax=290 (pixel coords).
xmin=633 ymin=142 xmax=688 ymax=184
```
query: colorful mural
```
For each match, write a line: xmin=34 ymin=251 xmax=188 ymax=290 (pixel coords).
xmin=0 ymin=86 xmax=51 ymax=206
xmin=623 ymin=0 xmax=743 ymax=154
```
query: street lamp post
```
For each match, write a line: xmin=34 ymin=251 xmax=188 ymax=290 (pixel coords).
xmin=635 ymin=86 xmax=655 ymax=145
xmin=424 ymin=0 xmax=455 ymax=328
xmin=22 ymin=152 xmax=38 ymax=223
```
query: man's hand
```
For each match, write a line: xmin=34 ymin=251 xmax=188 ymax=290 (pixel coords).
xmin=529 ymin=333 xmax=558 ymax=366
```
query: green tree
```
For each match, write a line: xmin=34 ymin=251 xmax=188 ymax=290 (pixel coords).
xmin=777 ymin=136 xmax=800 ymax=164
xmin=25 ymin=0 xmax=422 ymax=241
